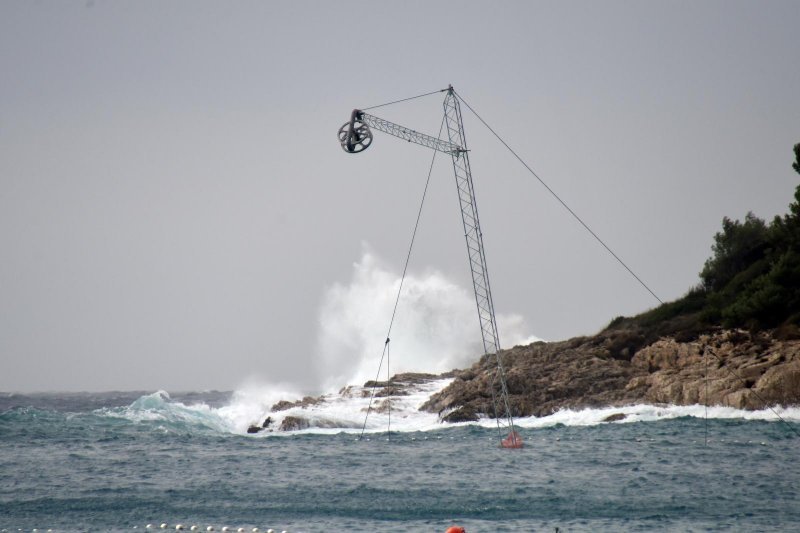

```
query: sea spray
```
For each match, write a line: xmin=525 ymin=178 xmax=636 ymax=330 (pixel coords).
xmin=315 ymin=248 xmax=540 ymax=390
xmin=214 ymin=379 xmax=304 ymax=433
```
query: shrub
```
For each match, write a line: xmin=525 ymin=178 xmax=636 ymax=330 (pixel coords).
xmin=606 ymin=144 xmax=800 ymax=339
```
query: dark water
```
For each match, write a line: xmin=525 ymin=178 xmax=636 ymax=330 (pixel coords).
xmin=1 ymin=392 xmax=798 ymax=532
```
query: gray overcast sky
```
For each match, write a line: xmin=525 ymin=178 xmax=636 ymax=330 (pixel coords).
xmin=1 ymin=1 xmax=798 ymax=393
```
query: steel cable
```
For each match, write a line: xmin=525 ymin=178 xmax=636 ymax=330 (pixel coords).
xmin=361 ymin=88 xmax=448 ymax=111
xmin=359 ymin=116 xmax=447 ymax=440
xmin=704 ymin=346 xmax=800 ymax=438
xmin=453 ymin=90 xmax=664 ymax=306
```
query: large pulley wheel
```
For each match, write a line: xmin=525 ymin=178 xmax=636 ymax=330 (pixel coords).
xmin=338 ymin=120 xmax=373 ymax=153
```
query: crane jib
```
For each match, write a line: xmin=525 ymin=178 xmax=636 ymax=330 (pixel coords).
xmin=339 ymin=111 xmax=462 ymax=155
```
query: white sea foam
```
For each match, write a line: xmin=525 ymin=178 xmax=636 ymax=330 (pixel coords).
xmin=213 ymin=380 xmax=304 ymax=433
xmin=509 ymin=403 xmax=800 ymax=429
xmin=252 ymin=377 xmax=455 ymax=436
xmin=111 ymin=382 xmax=800 ymax=436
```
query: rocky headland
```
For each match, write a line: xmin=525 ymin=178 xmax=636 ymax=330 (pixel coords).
xmin=259 ymin=326 xmax=799 ymax=431
xmin=421 ymin=326 xmax=800 ymax=422
xmin=426 ymin=150 xmax=800 ymax=422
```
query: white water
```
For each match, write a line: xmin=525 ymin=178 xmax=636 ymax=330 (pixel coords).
xmin=511 ymin=403 xmax=800 ymax=428
xmin=111 ymin=382 xmax=800 ymax=436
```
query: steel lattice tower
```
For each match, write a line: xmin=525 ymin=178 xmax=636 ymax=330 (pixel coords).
xmin=339 ymin=86 xmax=520 ymax=445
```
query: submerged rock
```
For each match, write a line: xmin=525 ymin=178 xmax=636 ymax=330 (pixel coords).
xmin=246 ymin=416 xmax=273 ymax=434
xmin=364 ymin=398 xmax=395 ymax=414
xmin=441 ymin=405 xmax=479 ymax=423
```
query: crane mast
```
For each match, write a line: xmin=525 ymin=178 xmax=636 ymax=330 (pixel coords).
xmin=442 ymin=90 xmax=517 ymax=439
xmin=338 ymin=86 xmax=521 ymax=448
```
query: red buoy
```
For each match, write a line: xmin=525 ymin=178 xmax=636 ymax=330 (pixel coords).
xmin=501 ymin=430 xmax=523 ymax=448
xmin=445 ymin=527 xmax=466 ymax=533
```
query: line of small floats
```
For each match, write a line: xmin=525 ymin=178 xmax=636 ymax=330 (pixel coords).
xmin=0 ymin=523 xmax=466 ymax=533
xmin=142 ymin=526 xmax=286 ymax=532
xmin=0 ymin=527 xmax=469 ymax=533
xmin=0 ymin=527 xmax=290 ymax=532
xmin=1 ymin=527 xmax=469 ymax=533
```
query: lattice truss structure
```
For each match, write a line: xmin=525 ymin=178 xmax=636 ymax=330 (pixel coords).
xmin=442 ymin=91 xmax=515 ymax=434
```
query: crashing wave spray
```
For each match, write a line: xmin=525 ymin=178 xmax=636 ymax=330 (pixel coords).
xmin=314 ymin=248 xmax=540 ymax=391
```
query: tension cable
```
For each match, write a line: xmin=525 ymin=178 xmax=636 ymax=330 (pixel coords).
xmin=453 ymin=90 xmax=664 ymax=306
xmin=361 ymin=88 xmax=448 ymax=112
xmin=358 ymin=115 xmax=447 ymax=440
xmin=704 ymin=347 xmax=800 ymax=438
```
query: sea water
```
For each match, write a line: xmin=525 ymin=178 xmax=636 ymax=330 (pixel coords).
xmin=1 ymin=386 xmax=798 ymax=532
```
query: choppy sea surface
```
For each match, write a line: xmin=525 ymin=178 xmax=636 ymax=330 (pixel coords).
xmin=1 ymin=385 xmax=798 ymax=532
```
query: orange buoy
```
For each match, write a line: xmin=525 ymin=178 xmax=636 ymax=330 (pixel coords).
xmin=445 ymin=527 xmax=465 ymax=533
xmin=501 ymin=430 xmax=523 ymax=448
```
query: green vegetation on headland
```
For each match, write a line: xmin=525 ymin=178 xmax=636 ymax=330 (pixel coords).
xmin=605 ymin=143 xmax=800 ymax=346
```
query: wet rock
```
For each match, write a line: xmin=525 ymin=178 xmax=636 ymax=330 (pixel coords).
xmin=364 ymin=373 xmax=444 ymax=398
xmin=271 ymin=396 xmax=324 ymax=412
xmin=374 ymin=386 xmax=409 ymax=398
xmin=602 ymin=413 xmax=627 ymax=422
xmin=441 ymin=405 xmax=479 ymax=423
xmin=246 ymin=416 xmax=273 ymax=433
xmin=364 ymin=398 xmax=395 ymax=414
xmin=279 ymin=416 xmax=310 ymax=431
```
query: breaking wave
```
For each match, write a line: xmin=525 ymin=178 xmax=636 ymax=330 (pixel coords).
xmin=81 ymin=385 xmax=800 ymax=437
xmin=512 ymin=403 xmax=800 ymax=429
xmin=100 ymin=390 xmax=231 ymax=432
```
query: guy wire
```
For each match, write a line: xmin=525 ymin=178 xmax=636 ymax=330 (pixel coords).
xmin=454 ymin=90 xmax=664 ymax=306
xmin=361 ymin=88 xmax=448 ymax=112
xmin=358 ymin=115 xmax=447 ymax=440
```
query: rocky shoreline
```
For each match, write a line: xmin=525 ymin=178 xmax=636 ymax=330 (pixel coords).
xmin=247 ymin=372 xmax=452 ymax=432
xmin=258 ymin=327 xmax=799 ymax=431
xmin=421 ymin=327 xmax=800 ymax=422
